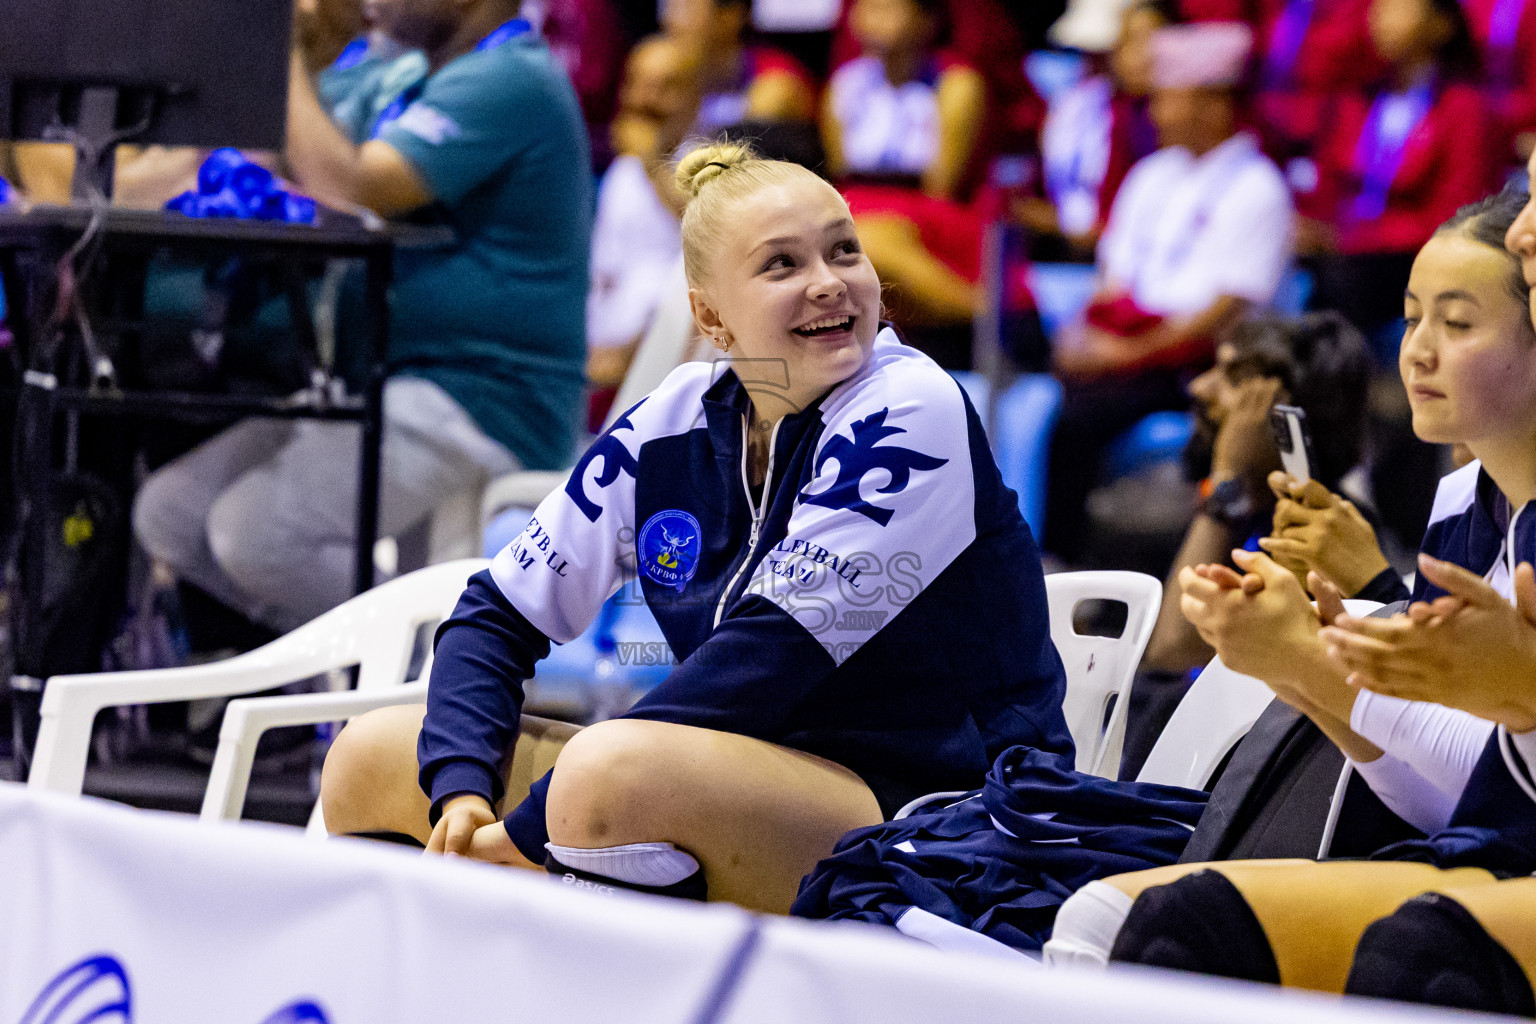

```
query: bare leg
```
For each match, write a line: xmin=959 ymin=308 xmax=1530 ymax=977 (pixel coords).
xmin=854 ymin=213 xmax=978 ymax=326
xmin=544 ymin=718 xmax=883 ymax=914
xmin=318 ymin=704 xmax=578 ymax=852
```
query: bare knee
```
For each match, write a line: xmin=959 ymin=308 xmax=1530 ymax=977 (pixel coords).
xmin=545 ymin=719 xmax=679 ymax=848
xmin=320 ymin=704 xmax=429 ymax=839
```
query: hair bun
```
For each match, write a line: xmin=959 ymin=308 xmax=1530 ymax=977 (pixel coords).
xmin=675 ymin=142 xmax=759 ymax=200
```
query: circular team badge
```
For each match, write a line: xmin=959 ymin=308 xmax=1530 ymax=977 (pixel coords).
xmin=638 ymin=509 xmax=703 ymax=592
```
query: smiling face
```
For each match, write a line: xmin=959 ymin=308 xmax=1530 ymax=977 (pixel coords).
xmin=1400 ymin=233 xmax=1536 ymax=450
xmin=688 ymin=174 xmax=883 ymax=419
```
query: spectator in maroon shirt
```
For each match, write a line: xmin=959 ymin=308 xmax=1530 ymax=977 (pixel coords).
xmin=1460 ymin=0 xmax=1536 ymax=165
xmin=1300 ymin=0 xmax=1499 ymax=338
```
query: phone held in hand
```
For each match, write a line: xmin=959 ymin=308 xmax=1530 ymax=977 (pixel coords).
xmin=1270 ymin=403 xmax=1316 ymax=484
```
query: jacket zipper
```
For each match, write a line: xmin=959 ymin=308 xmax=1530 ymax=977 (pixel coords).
xmin=1506 ymin=504 xmax=1524 ymax=597
xmin=714 ymin=414 xmax=782 ymax=628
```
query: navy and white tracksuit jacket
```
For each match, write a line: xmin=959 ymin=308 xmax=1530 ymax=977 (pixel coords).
xmin=1368 ymin=461 xmax=1536 ymax=873
xmin=418 ymin=328 xmax=1073 ymax=862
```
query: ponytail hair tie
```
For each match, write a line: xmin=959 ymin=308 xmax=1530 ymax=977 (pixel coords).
xmin=705 ymin=161 xmax=731 ymax=171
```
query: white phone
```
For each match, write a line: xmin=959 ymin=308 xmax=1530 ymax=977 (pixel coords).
xmin=1269 ymin=403 xmax=1316 ymax=484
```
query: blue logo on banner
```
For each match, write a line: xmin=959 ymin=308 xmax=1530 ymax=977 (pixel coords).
xmin=638 ymin=509 xmax=702 ymax=592
xmin=21 ymin=955 xmax=131 ymax=1024
xmin=260 ymin=1000 xmax=332 ymax=1024
xmin=23 ymin=954 xmax=330 ymax=1024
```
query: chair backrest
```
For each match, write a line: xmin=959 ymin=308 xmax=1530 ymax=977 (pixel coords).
xmin=1136 ymin=599 xmax=1383 ymax=791
xmin=28 ymin=559 xmax=489 ymax=801
xmin=1134 ymin=656 xmax=1273 ymax=790
xmin=260 ymin=558 xmax=489 ymax=692
xmin=1046 ymin=571 xmax=1162 ymax=778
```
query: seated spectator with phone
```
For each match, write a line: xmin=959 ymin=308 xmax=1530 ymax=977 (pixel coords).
xmin=1122 ymin=312 xmax=1375 ymax=775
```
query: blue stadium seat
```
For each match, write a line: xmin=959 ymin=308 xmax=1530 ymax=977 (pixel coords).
xmin=1027 ymin=262 xmax=1098 ymax=339
xmin=991 ymin=374 xmax=1063 ymax=536
xmin=1271 ymin=266 xmax=1315 ymax=316
xmin=1102 ymin=409 xmax=1196 ymax=480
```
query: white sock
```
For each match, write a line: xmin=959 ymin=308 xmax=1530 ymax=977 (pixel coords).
xmin=544 ymin=842 xmax=700 ymax=887
xmin=1041 ymin=881 xmax=1134 ymax=968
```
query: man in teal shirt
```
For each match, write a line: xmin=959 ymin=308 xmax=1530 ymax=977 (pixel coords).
xmin=134 ymin=0 xmax=590 ymax=632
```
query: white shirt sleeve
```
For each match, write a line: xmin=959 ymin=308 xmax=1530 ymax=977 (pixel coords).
xmin=1095 ymin=157 xmax=1157 ymax=292
xmin=1350 ymin=690 xmax=1496 ymax=800
xmin=1350 ymin=752 xmax=1460 ymax=833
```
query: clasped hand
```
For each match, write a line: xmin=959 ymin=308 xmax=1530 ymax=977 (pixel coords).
xmin=1320 ymin=554 xmax=1536 ymax=733
xmin=426 ymin=794 xmax=533 ymax=866
xmin=1177 ymin=548 xmax=1356 ymax=721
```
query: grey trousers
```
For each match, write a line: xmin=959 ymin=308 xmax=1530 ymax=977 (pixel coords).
xmin=133 ymin=377 xmax=519 ymax=634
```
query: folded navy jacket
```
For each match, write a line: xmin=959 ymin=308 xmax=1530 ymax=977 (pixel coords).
xmin=792 ymin=745 xmax=1208 ymax=952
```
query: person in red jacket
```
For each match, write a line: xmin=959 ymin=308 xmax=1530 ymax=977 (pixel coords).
xmin=1301 ymin=0 xmax=1499 ymax=339
xmin=1460 ymin=0 xmax=1536 ymax=165
xmin=1250 ymin=0 xmax=1385 ymax=170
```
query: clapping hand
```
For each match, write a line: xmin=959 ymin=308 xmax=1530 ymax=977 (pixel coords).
xmin=1320 ymin=555 xmax=1536 ymax=732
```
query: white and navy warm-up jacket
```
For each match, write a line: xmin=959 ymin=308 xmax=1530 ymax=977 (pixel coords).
xmin=417 ymin=327 xmax=1072 ymax=861
xmin=1353 ymin=461 xmax=1536 ymax=870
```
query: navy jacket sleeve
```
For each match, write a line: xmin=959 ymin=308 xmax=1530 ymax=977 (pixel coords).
xmin=418 ymin=570 xmax=551 ymax=819
xmin=1354 ymin=567 xmax=1412 ymax=605
xmin=419 ymin=397 xmax=647 ymax=818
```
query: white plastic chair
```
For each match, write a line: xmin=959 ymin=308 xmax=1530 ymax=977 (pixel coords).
xmin=894 ymin=570 xmax=1162 ymax=818
xmin=1050 ymin=570 xmax=1163 ymax=779
xmin=1131 ymin=655 xmax=1275 ymax=790
xmin=27 ymin=558 xmax=488 ymax=833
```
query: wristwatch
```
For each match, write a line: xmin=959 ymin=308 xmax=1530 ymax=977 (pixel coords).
xmin=1196 ymin=476 xmax=1255 ymax=530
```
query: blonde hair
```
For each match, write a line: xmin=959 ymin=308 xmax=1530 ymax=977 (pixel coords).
xmin=674 ymin=141 xmax=827 ymax=286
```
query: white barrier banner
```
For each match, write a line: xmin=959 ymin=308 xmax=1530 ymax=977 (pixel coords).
xmin=0 ymin=784 xmax=750 ymax=1024
xmin=0 ymin=783 xmax=1509 ymax=1024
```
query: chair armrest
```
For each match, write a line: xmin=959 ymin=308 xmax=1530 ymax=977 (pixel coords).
xmin=480 ymin=470 xmax=569 ymax=530
xmin=29 ymin=647 xmax=371 ymax=798
xmin=200 ymin=681 xmax=429 ymax=824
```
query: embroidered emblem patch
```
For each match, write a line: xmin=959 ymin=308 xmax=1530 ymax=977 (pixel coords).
xmin=638 ymin=509 xmax=702 ymax=592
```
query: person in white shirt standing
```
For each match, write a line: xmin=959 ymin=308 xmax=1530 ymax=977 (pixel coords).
xmin=1043 ymin=21 xmax=1296 ymax=563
